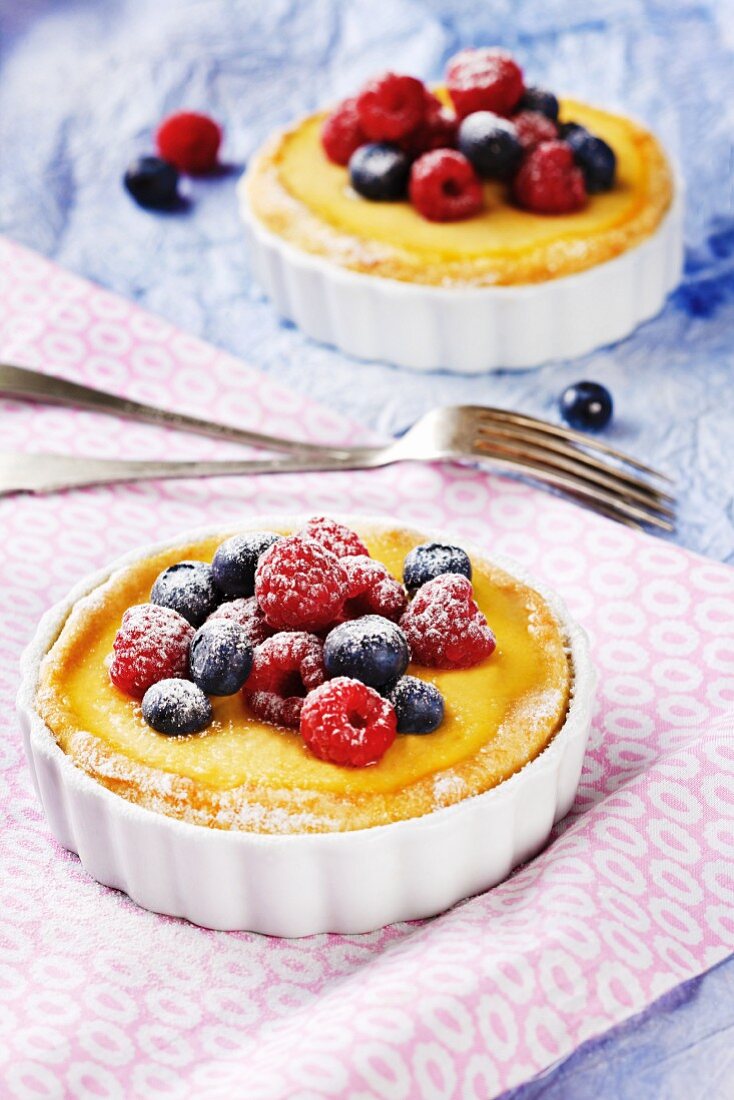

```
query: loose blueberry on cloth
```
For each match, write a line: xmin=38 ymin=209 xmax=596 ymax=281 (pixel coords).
xmin=123 ymin=155 xmax=180 ymax=209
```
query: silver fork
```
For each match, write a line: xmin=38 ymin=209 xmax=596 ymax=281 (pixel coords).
xmin=0 ymin=363 xmax=675 ymax=530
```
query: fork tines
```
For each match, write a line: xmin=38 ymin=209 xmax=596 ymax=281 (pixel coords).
xmin=470 ymin=407 xmax=676 ymax=532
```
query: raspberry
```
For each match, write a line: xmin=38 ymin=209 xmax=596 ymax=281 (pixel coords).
xmin=155 ymin=111 xmax=222 ymax=174
xmin=255 ymin=536 xmax=348 ymax=632
xmin=301 ymin=516 xmax=369 ymax=558
xmin=243 ymin=632 xmax=325 ymax=729
xmin=513 ymin=110 xmax=558 ymax=151
xmin=109 ymin=603 xmax=194 ymax=699
xmin=341 ymin=556 xmax=407 ymax=621
xmin=409 ymin=149 xmax=483 ymax=222
xmin=321 ymin=97 xmax=366 ymax=166
xmin=446 ymin=48 xmax=524 ymax=119
xmin=400 ymin=93 xmax=458 ymax=156
xmin=300 ymin=678 xmax=397 ymax=767
xmin=400 ymin=574 xmax=496 ymax=670
xmin=208 ymin=597 xmax=272 ymax=646
xmin=357 ymin=72 xmax=427 ymax=142
xmin=513 ymin=140 xmax=587 ymax=214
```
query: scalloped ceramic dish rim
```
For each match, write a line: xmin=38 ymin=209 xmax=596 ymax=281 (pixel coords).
xmin=238 ymin=146 xmax=685 ymax=298
xmin=18 ymin=514 xmax=595 ymax=850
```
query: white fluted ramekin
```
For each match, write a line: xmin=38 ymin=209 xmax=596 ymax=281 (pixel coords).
xmin=17 ymin=516 xmax=595 ymax=936
xmin=239 ymin=177 xmax=683 ymax=373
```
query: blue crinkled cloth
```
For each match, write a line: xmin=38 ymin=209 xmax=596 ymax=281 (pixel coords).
xmin=1 ymin=1 xmax=733 ymax=1097
xmin=2 ymin=0 xmax=734 ymax=561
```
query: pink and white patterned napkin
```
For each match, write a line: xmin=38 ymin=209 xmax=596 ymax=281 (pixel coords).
xmin=0 ymin=237 xmax=732 ymax=1099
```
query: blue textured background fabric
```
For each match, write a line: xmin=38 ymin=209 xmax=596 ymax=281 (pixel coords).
xmin=2 ymin=0 xmax=734 ymax=561
xmin=1 ymin=1 xmax=733 ymax=1096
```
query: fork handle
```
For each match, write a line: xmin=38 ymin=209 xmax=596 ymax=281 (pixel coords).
xmin=0 ymin=451 xmax=384 ymax=495
xmin=0 ymin=451 xmax=671 ymax=531
xmin=0 ymin=363 xmax=355 ymax=460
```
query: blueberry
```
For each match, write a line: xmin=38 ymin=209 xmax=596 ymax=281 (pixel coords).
xmin=349 ymin=143 xmax=410 ymax=201
xmin=385 ymin=675 xmax=444 ymax=734
xmin=123 ymin=155 xmax=180 ymax=210
xmin=518 ymin=86 xmax=559 ymax=121
xmin=560 ymin=381 xmax=614 ymax=431
xmin=212 ymin=531 xmax=281 ymax=598
xmin=151 ymin=561 xmax=219 ymax=626
xmin=457 ymin=112 xmax=523 ymax=180
xmin=324 ymin=615 xmax=410 ymax=688
xmin=142 ymin=678 xmax=212 ymax=735
xmin=565 ymin=129 xmax=616 ymax=192
xmin=558 ymin=121 xmax=587 ymax=141
xmin=403 ymin=542 xmax=472 ymax=594
xmin=189 ymin=619 xmax=253 ymax=696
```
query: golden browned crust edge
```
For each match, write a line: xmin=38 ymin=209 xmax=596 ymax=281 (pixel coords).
xmin=243 ymin=106 xmax=674 ymax=287
xmin=36 ymin=536 xmax=571 ymax=835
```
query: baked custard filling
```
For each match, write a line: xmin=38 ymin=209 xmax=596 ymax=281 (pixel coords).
xmin=37 ymin=527 xmax=571 ymax=833
xmin=245 ymin=99 xmax=673 ymax=286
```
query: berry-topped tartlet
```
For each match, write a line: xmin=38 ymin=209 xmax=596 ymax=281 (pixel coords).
xmin=240 ymin=47 xmax=682 ymax=372
xmin=20 ymin=516 xmax=595 ymax=933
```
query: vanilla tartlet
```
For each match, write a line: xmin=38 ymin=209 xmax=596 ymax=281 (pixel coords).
xmin=240 ymin=95 xmax=681 ymax=370
xmin=245 ymin=99 xmax=672 ymax=289
xmin=19 ymin=517 xmax=595 ymax=933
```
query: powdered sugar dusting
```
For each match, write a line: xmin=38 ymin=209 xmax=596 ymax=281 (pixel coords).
xmin=401 ymin=573 xmax=496 ymax=669
xmin=119 ymin=602 xmax=193 ymax=652
xmin=66 ymin=730 xmax=336 ymax=833
xmin=301 ymin=516 xmax=369 ymax=558
xmin=526 ymin=602 xmax=548 ymax=639
xmin=141 ymin=678 xmax=212 ymax=735
xmin=209 ymin=596 xmax=272 ymax=645
xmin=192 ymin=618 xmax=253 ymax=669
xmin=256 ymin=535 xmax=348 ymax=631
xmin=35 ymin=515 xmax=573 ymax=837
xmin=342 ymin=555 xmax=408 ymax=620
xmin=433 ymin=772 xmax=468 ymax=807
xmin=216 ymin=802 xmax=329 ymax=833
xmin=244 ymin=631 xmax=326 ymax=729
xmin=110 ymin=602 xmax=194 ymax=697
xmin=301 ymin=677 xmax=396 ymax=767
xmin=523 ymin=686 xmax=566 ymax=728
